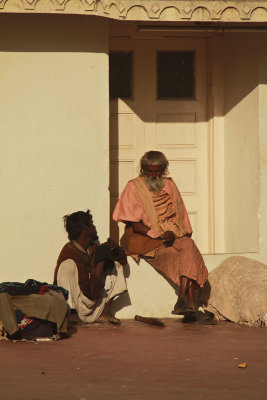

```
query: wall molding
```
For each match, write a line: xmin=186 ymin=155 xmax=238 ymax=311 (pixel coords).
xmin=1 ymin=0 xmax=267 ymax=22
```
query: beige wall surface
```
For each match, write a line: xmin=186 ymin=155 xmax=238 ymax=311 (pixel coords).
xmin=224 ymin=33 xmax=260 ymax=253
xmin=197 ymin=32 xmax=267 ymax=271
xmin=0 ymin=14 xmax=109 ymax=283
xmin=197 ymin=32 xmax=267 ymax=270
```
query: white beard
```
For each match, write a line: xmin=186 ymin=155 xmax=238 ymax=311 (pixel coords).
xmin=145 ymin=175 xmax=164 ymax=193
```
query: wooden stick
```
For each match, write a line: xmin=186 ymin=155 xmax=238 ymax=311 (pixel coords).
xmin=134 ymin=315 xmax=165 ymax=327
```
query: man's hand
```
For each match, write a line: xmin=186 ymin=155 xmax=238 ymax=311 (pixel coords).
xmin=161 ymin=231 xmax=175 ymax=247
xmin=107 ymin=238 xmax=127 ymax=265
xmin=106 ymin=238 xmax=117 ymax=251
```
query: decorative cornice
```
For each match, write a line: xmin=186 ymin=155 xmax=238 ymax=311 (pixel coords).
xmin=0 ymin=0 xmax=8 ymax=9
xmin=1 ymin=0 xmax=267 ymax=22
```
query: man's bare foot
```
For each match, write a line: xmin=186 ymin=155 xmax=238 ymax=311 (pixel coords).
xmin=96 ymin=313 xmax=121 ymax=325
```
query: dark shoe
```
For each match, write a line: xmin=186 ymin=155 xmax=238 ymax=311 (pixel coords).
xmin=196 ymin=310 xmax=217 ymax=325
xmin=172 ymin=299 xmax=189 ymax=315
xmin=182 ymin=312 xmax=197 ymax=323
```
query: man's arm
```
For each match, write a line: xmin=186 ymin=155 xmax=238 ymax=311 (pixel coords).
xmin=89 ymin=260 xmax=105 ymax=300
xmin=130 ymin=221 xmax=150 ymax=236
xmin=106 ymin=238 xmax=127 ymax=265
xmin=129 ymin=221 xmax=174 ymax=247
xmin=113 ymin=181 xmax=144 ymax=223
xmin=127 ymin=221 xmax=161 ymax=239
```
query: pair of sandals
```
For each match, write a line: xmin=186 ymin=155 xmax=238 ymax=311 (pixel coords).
xmin=172 ymin=299 xmax=195 ymax=316
xmin=172 ymin=299 xmax=217 ymax=325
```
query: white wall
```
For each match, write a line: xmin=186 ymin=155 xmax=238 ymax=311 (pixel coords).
xmin=200 ymin=32 xmax=267 ymax=274
xmin=224 ymin=33 xmax=260 ymax=253
xmin=0 ymin=14 xmax=109 ymax=282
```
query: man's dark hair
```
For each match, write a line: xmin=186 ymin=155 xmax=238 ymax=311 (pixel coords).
xmin=63 ymin=210 xmax=93 ymax=240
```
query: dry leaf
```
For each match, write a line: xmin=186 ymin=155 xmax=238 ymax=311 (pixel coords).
xmin=238 ymin=362 xmax=247 ymax=368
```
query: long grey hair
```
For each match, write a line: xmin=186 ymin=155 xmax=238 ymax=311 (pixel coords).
xmin=139 ymin=151 xmax=169 ymax=177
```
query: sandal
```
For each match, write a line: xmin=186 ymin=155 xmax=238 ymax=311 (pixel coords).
xmin=172 ymin=299 xmax=193 ymax=315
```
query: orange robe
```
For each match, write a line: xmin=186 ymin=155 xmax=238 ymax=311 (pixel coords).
xmin=113 ymin=176 xmax=208 ymax=287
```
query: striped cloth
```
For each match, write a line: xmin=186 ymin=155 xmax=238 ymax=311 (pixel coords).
xmin=143 ymin=190 xmax=208 ymax=288
xmin=144 ymin=236 xmax=208 ymax=288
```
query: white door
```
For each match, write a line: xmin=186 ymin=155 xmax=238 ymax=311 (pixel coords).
xmin=110 ymin=35 xmax=210 ymax=253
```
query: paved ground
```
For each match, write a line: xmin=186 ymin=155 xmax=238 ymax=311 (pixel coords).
xmin=0 ymin=318 xmax=267 ymax=400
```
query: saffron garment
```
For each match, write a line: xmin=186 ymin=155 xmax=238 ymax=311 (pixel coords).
xmin=54 ymin=241 xmax=127 ymax=323
xmin=113 ymin=176 xmax=208 ymax=288
xmin=113 ymin=177 xmax=192 ymax=238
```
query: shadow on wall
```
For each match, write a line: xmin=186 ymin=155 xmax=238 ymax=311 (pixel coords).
xmin=0 ymin=14 xmax=107 ymax=53
xmin=111 ymin=262 xmax=131 ymax=314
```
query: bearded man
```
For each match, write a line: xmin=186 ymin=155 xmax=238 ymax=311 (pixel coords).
xmin=113 ymin=151 xmax=208 ymax=316
xmin=54 ymin=210 xmax=127 ymax=325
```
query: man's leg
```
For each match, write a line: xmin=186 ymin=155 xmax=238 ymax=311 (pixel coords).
xmin=92 ymin=261 xmax=121 ymax=325
xmin=172 ymin=237 xmax=207 ymax=314
xmin=173 ymin=275 xmax=196 ymax=314
xmin=144 ymin=249 xmax=198 ymax=314
xmin=186 ymin=280 xmax=199 ymax=309
xmin=143 ymin=237 xmax=208 ymax=315
xmin=179 ymin=275 xmax=190 ymax=302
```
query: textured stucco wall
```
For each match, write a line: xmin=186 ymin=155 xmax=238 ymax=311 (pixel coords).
xmin=0 ymin=14 xmax=109 ymax=282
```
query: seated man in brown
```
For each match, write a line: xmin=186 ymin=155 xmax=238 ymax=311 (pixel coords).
xmin=54 ymin=210 xmax=127 ymax=325
xmin=113 ymin=151 xmax=208 ymax=316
